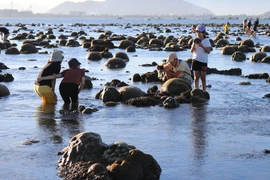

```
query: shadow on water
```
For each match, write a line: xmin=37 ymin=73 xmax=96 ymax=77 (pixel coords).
xmin=35 ymin=104 xmax=85 ymax=144
xmin=189 ymin=102 xmax=208 ymax=177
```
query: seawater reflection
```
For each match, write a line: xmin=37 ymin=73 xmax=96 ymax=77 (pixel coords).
xmin=35 ymin=104 xmax=85 ymax=144
xmin=190 ymin=102 xmax=208 ymax=176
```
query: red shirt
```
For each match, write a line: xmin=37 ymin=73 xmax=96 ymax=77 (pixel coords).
xmin=60 ymin=68 xmax=85 ymax=85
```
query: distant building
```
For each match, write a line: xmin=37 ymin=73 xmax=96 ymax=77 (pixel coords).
xmin=0 ymin=9 xmax=33 ymax=17
xmin=69 ymin=11 xmax=86 ymax=16
xmin=0 ymin=9 xmax=19 ymax=17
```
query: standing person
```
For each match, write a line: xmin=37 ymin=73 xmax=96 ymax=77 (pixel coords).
xmin=34 ymin=50 xmax=64 ymax=104
xmin=224 ymin=22 xmax=230 ymax=38
xmin=0 ymin=27 xmax=10 ymax=41
xmin=252 ymin=18 xmax=259 ymax=37
xmin=190 ymin=25 xmax=212 ymax=92
xmin=191 ymin=24 xmax=196 ymax=33
xmin=38 ymin=58 xmax=85 ymax=109
xmin=156 ymin=52 xmax=193 ymax=85
xmin=242 ymin=19 xmax=247 ymax=32
xmin=246 ymin=19 xmax=252 ymax=35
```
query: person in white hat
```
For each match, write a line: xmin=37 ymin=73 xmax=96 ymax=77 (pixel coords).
xmin=190 ymin=25 xmax=212 ymax=92
xmin=156 ymin=52 xmax=193 ymax=85
xmin=34 ymin=50 xmax=64 ymax=104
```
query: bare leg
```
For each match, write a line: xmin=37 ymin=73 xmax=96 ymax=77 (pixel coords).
xmin=200 ymin=71 xmax=207 ymax=92
xmin=193 ymin=71 xmax=200 ymax=89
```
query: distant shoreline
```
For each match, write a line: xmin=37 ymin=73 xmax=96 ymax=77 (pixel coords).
xmin=0 ymin=14 xmax=268 ymax=19
xmin=0 ymin=9 xmax=268 ymax=19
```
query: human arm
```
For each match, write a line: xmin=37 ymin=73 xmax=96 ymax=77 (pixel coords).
xmin=37 ymin=73 xmax=62 ymax=82
xmin=190 ymin=42 xmax=197 ymax=53
xmin=164 ymin=69 xmax=182 ymax=79
xmin=78 ymin=76 xmax=85 ymax=93
xmin=197 ymin=43 xmax=212 ymax=54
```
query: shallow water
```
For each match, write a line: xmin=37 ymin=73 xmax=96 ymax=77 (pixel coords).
xmin=0 ymin=18 xmax=270 ymax=180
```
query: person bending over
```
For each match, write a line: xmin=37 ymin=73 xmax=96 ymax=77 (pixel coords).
xmin=157 ymin=52 xmax=193 ymax=85
xmin=38 ymin=58 xmax=85 ymax=108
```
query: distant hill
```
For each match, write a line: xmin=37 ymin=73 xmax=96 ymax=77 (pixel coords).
xmin=47 ymin=0 xmax=215 ymax=16
xmin=261 ymin=11 xmax=270 ymax=18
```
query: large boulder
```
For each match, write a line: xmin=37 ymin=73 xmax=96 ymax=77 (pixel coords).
xmin=250 ymin=52 xmax=267 ymax=62
xmin=240 ymin=39 xmax=254 ymax=47
xmin=83 ymin=76 xmax=93 ymax=89
xmin=190 ymin=89 xmax=210 ymax=103
xmin=104 ymin=58 xmax=126 ymax=69
xmin=5 ymin=47 xmax=20 ymax=55
xmin=237 ymin=45 xmax=249 ymax=53
xmin=261 ymin=56 xmax=270 ymax=63
xmin=119 ymin=40 xmax=135 ymax=49
xmin=99 ymin=86 xmax=121 ymax=102
xmin=85 ymin=51 xmax=103 ymax=61
xmin=65 ymin=39 xmax=80 ymax=47
xmin=108 ymin=149 xmax=162 ymax=180
xmin=57 ymin=132 xmax=161 ymax=180
xmin=58 ymin=132 xmax=107 ymax=166
xmin=160 ymin=78 xmax=192 ymax=95
xmin=91 ymin=39 xmax=115 ymax=49
xmin=215 ymin=39 xmax=229 ymax=47
xmin=260 ymin=46 xmax=270 ymax=52
xmin=118 ymin=86 xmax=146 ymax=101
xmin=20 ymin=43 xmax=38 ymax=54
xmin=149 ymin=38 xmax=164 ymax=47
xmin=0 ymin=62 xmax=9 ymax=69
xmin=163 ymin=96 xmax=180 ymax=108
xmin=221 ymin=45 xmax=236 ymax=55
xmin=114 ymin=52 xmax=129 ymax=61
xmin=0 ymin=73 xmax=14 ymax=82
xmin=232 ymin=51 xmax=246 ymax=62
xmin=0 ymin=84 xmax=10 ymax=97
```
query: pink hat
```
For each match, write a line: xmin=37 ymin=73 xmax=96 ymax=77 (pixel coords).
xmin=196 ymin=25 xmax=206 ymax=32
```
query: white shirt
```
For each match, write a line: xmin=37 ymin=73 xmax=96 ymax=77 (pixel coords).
xmin=192 ymin=38 xmax=211 ymax=63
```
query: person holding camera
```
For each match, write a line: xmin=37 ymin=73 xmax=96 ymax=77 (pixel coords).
xmin=156 ymin=52 xmax=193 ymax=85
xmin=190 ymin=24 xmax=212 ymax=92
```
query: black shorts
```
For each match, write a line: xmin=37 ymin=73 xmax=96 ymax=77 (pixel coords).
xmin=191 ymin=60 xmax=208 ymax=71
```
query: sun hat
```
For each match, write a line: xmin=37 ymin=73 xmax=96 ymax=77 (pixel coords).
xmin=50 ymin=50 xmax=63 ymax=62
xmin=167 ymin=53 xmax=177 ymax=63
xmin=196 ymin=25 xmax=206 ymax=32
xmin=68 ymin=58 xmax=81 ymax=68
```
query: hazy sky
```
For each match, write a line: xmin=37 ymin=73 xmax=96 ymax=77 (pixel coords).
xmin=185 ymin=0 xmax=270 ymax=15
xmin=0 ymin=0 xmax=269 ymax=15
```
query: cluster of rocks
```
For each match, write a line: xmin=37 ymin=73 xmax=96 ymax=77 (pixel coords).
xmin=57 ymin=132 xmax=161 ymax=180
xmin=59 ymin=105 xmax=98 ymax=114
xmin=1 ymin=22 xmax=270 ymax=100
xmin=95 ymin=78 xmax=210 ymax=108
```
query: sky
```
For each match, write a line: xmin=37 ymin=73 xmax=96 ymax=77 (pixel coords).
xmin=184 ymin=0 xmax=270 ymax=15
xmin=0 ymin=0 xmax=270 ymax=15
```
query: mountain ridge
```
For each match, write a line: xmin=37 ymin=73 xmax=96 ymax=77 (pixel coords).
xmin=47 ymin=0 xmax=215 ymax=16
